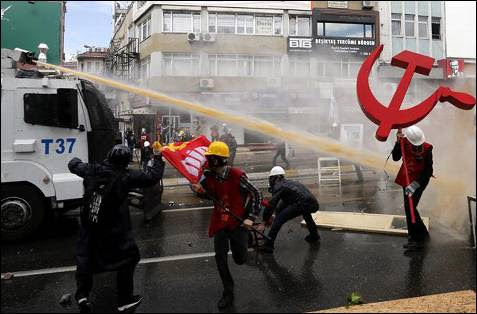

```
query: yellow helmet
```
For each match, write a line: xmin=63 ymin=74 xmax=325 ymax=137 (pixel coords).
xmin=152 ymin=141 xmax=162 ymax=153
xmin=205 ymin=141 xmax=230 ymax=158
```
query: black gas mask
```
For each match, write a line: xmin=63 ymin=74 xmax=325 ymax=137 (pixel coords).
xmin=206 ymin=155 xmax=227 ymax=169
xmin=268 ymin=175 xmax=282 ymax=193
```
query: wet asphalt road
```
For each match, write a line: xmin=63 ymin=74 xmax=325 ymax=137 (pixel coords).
xmin=1 ymin=174 xmax=476 ymax=313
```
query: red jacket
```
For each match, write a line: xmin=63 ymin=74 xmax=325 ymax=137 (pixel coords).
xmin=205 ymin=167 xmax=247 ymax=237
xmin=139 ymin=133 xmax=151 ymax=148
xmin=394 ymin=138 xmax=433 ymax=187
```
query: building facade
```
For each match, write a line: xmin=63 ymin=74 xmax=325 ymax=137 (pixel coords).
xmin=107 ymin=1 xmax=458 ymax=147
xmin=1 ymin=1 xmax=65 ymax=65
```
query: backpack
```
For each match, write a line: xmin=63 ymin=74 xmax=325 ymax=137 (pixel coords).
xmin=83 ymin=169 xmax=124 ymax=227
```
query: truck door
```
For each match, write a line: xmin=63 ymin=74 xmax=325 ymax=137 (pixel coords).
xmin=80 ymin=80 xmax=121 ymax=163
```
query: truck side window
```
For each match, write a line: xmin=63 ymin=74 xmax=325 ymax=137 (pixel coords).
xmin=24 ymin=89 xmax=78 ymax=128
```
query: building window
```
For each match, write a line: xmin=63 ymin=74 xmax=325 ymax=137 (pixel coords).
xmin=317 ymin=22 xmax=324 ymax=36
xmin=138 ymin=15 xmax=151 ymax=41
xmin=364 ymin=24 xmax=373 ymax=38
xmin=80 ymin=62 xmax=84 ymax=72
xmin=86 ymin=61 xmax=92 ymax=72
xmin=289 ymin=15 xmax=311 ymax=36
xmin=237 ymin=14 xmax=254 ymax=34
xmin=254 ymin=56 xmax=281 ymax=77
xmin=217 ymin=13 xmax=235 ymax=33
xmin=162 ymin=53 xmax=200 ymax=76
xmin=208 ymin=13 xmax=282 ymax=35
xmin=289 ymin=55 xmax=310 ymax=77
xmin=140 ymin=56 xmax=151 ymax=79
xmin=208 ymin=55 xmax=281 ymax=77
xmin=95 ymin=61 xmax=101 ymax=73
xmin=320 ymin=22 xmax=374 ymax=38
xmin=405 ymin=14 xmax=415 ymax=37
xmin=431 ymin=17 xmax=441 ymax=39
xmin=392 ymin=13 xmax=402 ymax=36
xmin=163 ymin=11 xmax=200 ymax=33
xmin=418 ymin=16 xmax=428 ymax=38
xmin=24 ymin=89 xmax=78 ymax=129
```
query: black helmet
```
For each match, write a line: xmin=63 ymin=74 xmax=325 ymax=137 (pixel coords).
xmin=107 ymin=144 xmax=131 ymax=168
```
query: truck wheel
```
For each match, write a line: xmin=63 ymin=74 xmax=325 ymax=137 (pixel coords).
xmin=1 ymin=184 xmax=46 ymax=241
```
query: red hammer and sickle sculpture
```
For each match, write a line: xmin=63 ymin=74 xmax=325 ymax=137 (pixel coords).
xmin=356 ymin=45 xmax=476 ymax=223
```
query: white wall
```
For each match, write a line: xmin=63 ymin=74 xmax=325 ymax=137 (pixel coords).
xmin=445 ymin=1 xmax=476 ymax=59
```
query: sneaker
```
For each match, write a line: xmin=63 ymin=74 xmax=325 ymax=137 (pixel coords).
xmin=78 ymin=298 xmax=91 ymax=313
xmin=217 ymin=292 xmax=234 ymax=309
xmin=305 ymin=233 xmax=320 ymax=243
xmin=118 ymin=295 xmax=143 ymax=313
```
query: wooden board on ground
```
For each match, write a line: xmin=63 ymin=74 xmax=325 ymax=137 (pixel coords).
xmin=301 ymin=211 xmax=430 ymax=236
xmin=311 ymin=290 xmax=476 ymax=313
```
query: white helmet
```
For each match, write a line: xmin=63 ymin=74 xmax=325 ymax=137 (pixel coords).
xmin=144 ymin=141 xmax=150 ymax=147
xmin=269 ymin=166 xmax=286 ymax=177
xmin=404 ymin=126 xmax=425 ymax=146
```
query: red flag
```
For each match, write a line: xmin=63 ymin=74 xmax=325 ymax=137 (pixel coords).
xmin=161 ymin=135 xmax=211 ymax=184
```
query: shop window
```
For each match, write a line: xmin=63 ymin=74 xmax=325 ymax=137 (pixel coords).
xmin=432 ymin=17 xmax=441 ymax=39
xmin=24 ymin=89 xmax=78 ymax=128
xmin=322 ymin=22 xmax=374 ymax=38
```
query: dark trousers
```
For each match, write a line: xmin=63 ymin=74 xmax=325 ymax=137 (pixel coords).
xmin=267 ymin=203 xmax=318 ymax=245
xmin=403 ymin=187 xmax=430 ymax=243
xmin=214 ymin=227 xmax=248 ymax=294
xmin=273 ymin=148 xmax=290 ymax=169
xmin=75 ymin=262 xmax=136 ymax=305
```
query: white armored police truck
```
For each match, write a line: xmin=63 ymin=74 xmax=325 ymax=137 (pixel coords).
xmin=1 ymin=48 xmax=120 ymax=241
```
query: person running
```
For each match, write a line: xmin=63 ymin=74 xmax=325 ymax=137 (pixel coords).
xmin=191 ymin=141 xmax=262 ymax=309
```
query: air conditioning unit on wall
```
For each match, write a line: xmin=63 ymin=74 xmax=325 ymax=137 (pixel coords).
xmin=362 ymin=1 xmax=375 ymax=8
xmin=267 ymin=77 xmax=281 ymax=88
xmin=202 ymin=33 xmax=216 ymax=42
xmin=200 ymin=78 xmax=214 ymax=89
xmin=187 ymin=32 xmax=201 ymax=42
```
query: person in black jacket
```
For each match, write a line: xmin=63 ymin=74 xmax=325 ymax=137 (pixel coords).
xmin=68 ymin=145 xmax=164 ymax=313
xmin=261 ymin=166 xmax=320 ymax=253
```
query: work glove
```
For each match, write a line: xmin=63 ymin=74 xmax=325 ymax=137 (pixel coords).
xmin=405 ymin=181 xmax=420 ymax=196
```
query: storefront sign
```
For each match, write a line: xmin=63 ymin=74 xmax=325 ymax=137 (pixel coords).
xmin=438 ymin=59 xmax=465 ymax=79
xmin=315 ymin=37 xmax=376 ymax=56
xmin=288 ymin=37 xmax=313 ymax=52
xmin=287 ymin=36 xmax=377 ymax=56
xmin=327 ymin=1 xmax=348 ymax=9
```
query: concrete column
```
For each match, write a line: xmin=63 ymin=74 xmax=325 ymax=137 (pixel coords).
xmin=152 ymin=7 xmax=163 ymax=34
